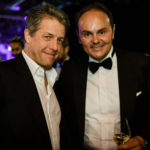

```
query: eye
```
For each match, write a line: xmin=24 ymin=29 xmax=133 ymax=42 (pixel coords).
xmin=98 ymin=30 xmax=105 ymax=35
xmin=44 ymin=35 xmax=53 ymax=40
xmin=12 ymin=48 xmax=19 ymax=51
xmin=57 ymin=38 xmax=64 ymax=44
xmin=82 ymin=32 xmax=92 ymax=37
xmin=44 ymin=36 xmax=49 ymax=39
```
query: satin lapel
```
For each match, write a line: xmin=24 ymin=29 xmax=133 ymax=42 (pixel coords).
xmin=72 ymin=60 xmax=88 ymax=141
xmin=116 ymin=50 xmax=136 ymax=122
xmin=15 ymin=54 xmax=50 ymax=140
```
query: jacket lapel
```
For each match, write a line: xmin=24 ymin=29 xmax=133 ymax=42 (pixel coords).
xmin=15 ymin=54 xmax=50 ymax=140
xmin=116 ymin=50 xmax=137 ymax=122
xmin=72 ymin=59 xmax=88 ymax=142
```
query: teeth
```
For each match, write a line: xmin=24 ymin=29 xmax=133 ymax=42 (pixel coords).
xmin=92 ymin=47 xmax=100 ymax=49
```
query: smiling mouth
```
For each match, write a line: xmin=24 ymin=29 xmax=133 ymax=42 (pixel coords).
xmin=91 ymin=44 xmax=105 ymax=50
xmin=91 ymin=46 xmax=101 ymax=50
xmin=44 ymin=51 xmax=57 ymax=57
xmin=92 ymin=46 xmax=100 ymax=48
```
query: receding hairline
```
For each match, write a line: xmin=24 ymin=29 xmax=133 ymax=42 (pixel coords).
xmin=78 ymin=8 xmax=110 ymax=22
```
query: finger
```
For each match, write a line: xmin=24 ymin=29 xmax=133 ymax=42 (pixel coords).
xmin=118 ymin=136 xmax=146 ymax=150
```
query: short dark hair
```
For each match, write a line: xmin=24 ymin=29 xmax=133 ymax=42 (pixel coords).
xmin=26 ymin=4 xmax=70 ymax=36
xmin=75 ymin=2 xmax=114 ymax=31
xmin=10 ymin=36 xmax=24 ymax=48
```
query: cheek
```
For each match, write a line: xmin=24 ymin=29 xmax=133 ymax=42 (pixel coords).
xmin=105 ymin=33 xmax=114 ymax=42
xmin=100 ymin=35 xmax=112 ymax=44
xmin=30 ymin=41 xmax=42 ymax=56
xmin=34 ymin=40 xmax=45 ymax=51
xmin=81 ymin=38 xmax=90 ymax=47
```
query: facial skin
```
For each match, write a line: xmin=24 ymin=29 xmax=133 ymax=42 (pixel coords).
xmin=78 ymin=9 xmax=115 ymax=62
xmin=10 ymin=42 xmax=23 ymax=57
xmin=24 ymin=17 xmax=65 ymax=70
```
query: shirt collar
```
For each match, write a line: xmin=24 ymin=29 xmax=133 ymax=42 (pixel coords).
xmin=22 ymin=50 xmax=57 ymax=87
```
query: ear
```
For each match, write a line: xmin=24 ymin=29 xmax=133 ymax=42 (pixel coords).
xmin=76 ymin=30 xmax=82 ymax=44
xmin=24 ymin=29 xmax=31 ymax=43
xmin=112 ymin=24 xmax=115 ymax=40
xmin=64 ymin=45 xmax=69 ymax=54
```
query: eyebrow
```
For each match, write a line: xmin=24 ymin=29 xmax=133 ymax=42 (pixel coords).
xmin=44 ymin=32 xmax=65 ymax=39
xmin=81 ymin=30 xmax=92 ymax=34
xmin=81 ymin=27 xmax=108 ymax=33
xmin=97 ymin=28 xmax=107 ymax=32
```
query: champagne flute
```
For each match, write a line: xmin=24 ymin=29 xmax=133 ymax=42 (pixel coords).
xmin=113 ymin=118 xmax=131 ymax=145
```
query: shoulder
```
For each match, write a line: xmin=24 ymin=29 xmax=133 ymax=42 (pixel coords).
xmin=115 ymin=48 xmax=150 ymax=66
xmin=63 ymin=55 xmax=88 ymax=69
xmin=0 ymin=58 xmax=16 ymax=71
xmin=115 ymin=48 xmax=149 ymax=58
xmin=0 ymin=54 xmax=25 ymax=74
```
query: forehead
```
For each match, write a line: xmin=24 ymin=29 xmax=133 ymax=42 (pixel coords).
xmin=10 ymin=42 xmax=21 ymax=47
xmin=38 ymin=17 xmax=65 ymax=36
xmin=78 ymin=9 xmax=110 ymax=29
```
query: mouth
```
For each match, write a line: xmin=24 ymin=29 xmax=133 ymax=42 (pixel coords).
xmin=91 ymin=43 xmax=105 ymax=51
xmin=91 ymin=46 xmax=102 ymax=51
xmin=44 ymin=50 xmax=57 ymax=58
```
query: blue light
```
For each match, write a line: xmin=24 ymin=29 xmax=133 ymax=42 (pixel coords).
xmin=58 ymin=4 xmax=64 ymax=9
xmin=37 ymin=3 xmax=42 ymax=7
xmin=24 ymin=16 xmax=27 ymax=21
xmin=11 ymin=6 xmax=21 ymax=11
xmin=0 ymin=44 xmax=14 ymax=61
xmin=66 ymin=1 xmax=71 ymax=5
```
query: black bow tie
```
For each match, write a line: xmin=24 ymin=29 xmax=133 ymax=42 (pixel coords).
xmin=89 ymin=57 xmax=112 ymax=74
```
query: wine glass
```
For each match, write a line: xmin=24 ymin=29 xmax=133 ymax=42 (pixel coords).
xmin=113 ymin=118 xmax=131 ymax=145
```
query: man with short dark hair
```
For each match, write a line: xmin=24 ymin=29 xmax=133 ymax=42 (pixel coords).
xmin=10 ymin=36 xmax=24 ymax=57
xmin=54 ymin=2 xmax=150 ymax=150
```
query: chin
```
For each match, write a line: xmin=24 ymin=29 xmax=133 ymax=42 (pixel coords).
xmin=91 ymin=55 xmax=103 ymax=60
xmin=40 ymin=63 xmax=52 ymax=70
xmin=44 ymin=65 xmax=52 ymax=70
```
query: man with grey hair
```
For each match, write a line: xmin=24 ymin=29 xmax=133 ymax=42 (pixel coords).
xmin=0 ymin=4 xmax=70 ymax=150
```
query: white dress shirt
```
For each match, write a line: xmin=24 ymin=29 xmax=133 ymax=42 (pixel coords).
xmin=84 ymin=46 xmax=120 ymax=150
xmin=22 ymin=51 xmax=61 ymax=150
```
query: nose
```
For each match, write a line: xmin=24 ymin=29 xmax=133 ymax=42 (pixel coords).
xmin=92 ymin=35 xmax=99 ymax=44
xmin=48 ymin=38 xmax=58 ymax=51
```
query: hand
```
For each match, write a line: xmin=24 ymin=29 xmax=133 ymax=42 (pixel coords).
xmin=117 ymin=136 xmax=146 ymax=150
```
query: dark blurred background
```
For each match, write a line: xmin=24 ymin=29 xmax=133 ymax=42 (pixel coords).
xmin=0 ymin=0 xmax=150 ymax=61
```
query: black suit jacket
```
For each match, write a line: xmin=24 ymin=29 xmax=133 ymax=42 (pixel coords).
xmin=54 ymin=48 xmax=150 ymax=149
xmin=0 ymin=54 xmax=52 ymax=149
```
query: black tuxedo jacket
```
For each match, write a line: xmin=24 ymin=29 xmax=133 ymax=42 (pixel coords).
xmin=0 ymin=54 xmax=52 ymax=149
xmin=54 ymin=48 xmax=150 ymax=149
